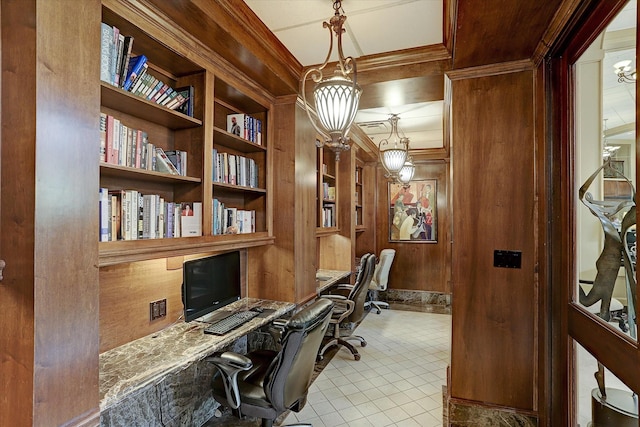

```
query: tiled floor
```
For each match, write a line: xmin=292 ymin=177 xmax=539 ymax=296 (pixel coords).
xmin=278 ymin=307 xmax=451 ymax=427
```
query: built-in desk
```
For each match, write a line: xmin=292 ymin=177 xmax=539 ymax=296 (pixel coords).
xmin=99 ymin=298 xmax=295 ymax=426
xmin=316 ymin=269 xmax=352 ymax=295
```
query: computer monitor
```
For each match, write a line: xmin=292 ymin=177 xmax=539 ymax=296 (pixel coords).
xmin=182 ymin=251 xmax=241 ymax=322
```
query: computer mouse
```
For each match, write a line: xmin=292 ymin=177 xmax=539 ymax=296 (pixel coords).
xmin=251 ymin=306 xmax=264 ymax=313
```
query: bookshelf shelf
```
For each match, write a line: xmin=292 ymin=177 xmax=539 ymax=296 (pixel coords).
xmin=98 ymin=232 xmax=274 ymax=267
xmin=100 ymin=162 xmax=201 ymax=183
xmin=355 ymin=162 xmax=364 ymax=228
xmin=316 ymin=226 xmax=340 ymax=237
xmin=213 ymin=127 xmax=267 ymax=153
xmin=101 ymin=83 xmax=202 ymax=129
xmin=317 ymin=145 xmax=338 ymax=229
xmin=212 ymin=181 xmax=266 ymax=194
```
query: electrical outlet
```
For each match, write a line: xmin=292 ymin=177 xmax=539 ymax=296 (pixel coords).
xmin=150 ymin=299 xmax=167 ymax=321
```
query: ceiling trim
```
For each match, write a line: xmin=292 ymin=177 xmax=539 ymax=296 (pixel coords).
xmin=446 ymin=59 xmax=534 ymax=81
xmin=356 ymin=44 xmax=451 ymax=72
xmin=531 ymin=0 xmax=586 ymax=66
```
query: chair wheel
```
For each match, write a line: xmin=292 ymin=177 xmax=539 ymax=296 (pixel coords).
xmin=354 ymin=354 xmax=361 ymax=361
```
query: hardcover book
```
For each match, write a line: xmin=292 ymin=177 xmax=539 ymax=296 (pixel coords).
xmin=174 ymin=86 xmax=194 ymax=117
xmin=227 ymin=113 xmax=246 ymax=138
xmin=180 ymin=202 xmax=202 ymax=237
xmin=155 ymin=147 xmax=180 ymax=175
xmin=100 ymin=23 xmax=113 ymax=84
xmin=123 ymin=55 xmax=147 ymax=91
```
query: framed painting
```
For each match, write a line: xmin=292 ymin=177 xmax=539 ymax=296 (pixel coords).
xmin=389 ymin=180 xmax=437 ymax=243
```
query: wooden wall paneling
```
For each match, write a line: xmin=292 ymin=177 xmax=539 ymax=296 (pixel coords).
xmin=100 ymin=250 xmax=249 ymax=352
xmin=0 ymin=0 xmax=102 ymax=425
xmin=355 ymin=159 xmax=377 ymax=257
xmin=248 ymin=97 xmax=317 ymax=303
xmin=318 ymin=149 xmax=356 ymax=272
xmin=294 ymin=103 xmax=321 ymax=301
xmin=99 ymin=259 xmax=184 ymax=352
xmin=449 ymin=70 xmax=537 ymax=411
xmin=375 ymin=161 xmax=450 ymax=294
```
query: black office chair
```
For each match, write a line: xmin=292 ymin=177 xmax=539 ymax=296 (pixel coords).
xmin=206 ymin=298 xmax=334 ymax=427
xmin=318 ymin=253 xmax=376 ymax=360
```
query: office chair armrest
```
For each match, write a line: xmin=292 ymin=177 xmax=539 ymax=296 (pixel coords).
xmin=206 ymin=352 xmax=253 ymax=409
xmin=334 ymin=284 xmax=354 ymax=292
xmin=321 ymin=295 xmax=355 ymax=322
xmin=267 ymin=318 xmax=288 ymax=347
xmin=320 ymin=294 xmax=347 ymax=301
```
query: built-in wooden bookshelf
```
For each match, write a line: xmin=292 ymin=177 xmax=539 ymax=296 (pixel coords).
xmin=317 ymin=144 xmax=338 ymax=231
xmin=212 ymin=78 xmax=268 ymax=237
xmin=98 ymin=3 xmax=272 ymax=266
xmin=355 ymin=160 xmax=364 ymax=231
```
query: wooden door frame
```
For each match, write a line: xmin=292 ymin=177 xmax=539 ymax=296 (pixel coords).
xmin=547 ymin=0 xmax=639 ymax=425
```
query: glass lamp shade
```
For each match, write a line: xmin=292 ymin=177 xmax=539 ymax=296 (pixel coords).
xmin=314 ymin=75 xmax=362 ymax=143
xmin=381 ymin=147 xmax=408 ymax=173
xmin=398 ymin=158 xmax=415 ymax=184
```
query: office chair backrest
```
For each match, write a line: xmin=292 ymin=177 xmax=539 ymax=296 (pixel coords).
xmin=265 ymin=298 xmax=334 ymax=412
xmin=348 ymin=253 xmax=376 ymax=322
xmin=370 ymin=249 xmax=396 ymax=291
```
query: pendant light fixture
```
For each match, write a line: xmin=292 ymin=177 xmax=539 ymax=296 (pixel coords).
xmin=379 ymin=114 xmax=409 ymax=180
xmin=301 ymin=0 xmax=362 ymax=160
xmin=398 ymin=155 xmax=416 ymax=185
xmin=613 ymin=60 xmax=637 ymax=83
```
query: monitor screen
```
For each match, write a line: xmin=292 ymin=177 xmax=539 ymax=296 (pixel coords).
xmin=182 ymin=251 xmax=241 ymax=322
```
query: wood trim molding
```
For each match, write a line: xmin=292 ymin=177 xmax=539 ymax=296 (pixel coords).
xmin=446 ymin=58 xmax=534 ymax=80
xmin=531 ymin=0 xmax=585 ymax=66
xmin=356 ymin=44 xmax=451 ymax=72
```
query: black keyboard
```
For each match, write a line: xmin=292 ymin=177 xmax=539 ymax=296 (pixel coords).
xmin=203 ymin=310 xmax=260 ymax=335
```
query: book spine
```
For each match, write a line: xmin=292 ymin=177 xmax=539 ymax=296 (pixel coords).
xmin=99 ymin=188 xmax=109 ymax=242
xmin=129 ymin=64 xmax=148 ymax=94
xmin=110 ymin=26 xmax=120 ymax=86
xmin=100 ymin=23 xmax=113 ymax=84
xmin=99 ymin=113 xmax=107 ymax=163
xmin=119 ymin=36 xmax=134 ymax=88
xmin=155 ymin=147 xmax=180 ymax=175
xmin=123 ymin=55 xmax=147 ymax=91
xmin=114 ymin=33 xmax=124 ymax=87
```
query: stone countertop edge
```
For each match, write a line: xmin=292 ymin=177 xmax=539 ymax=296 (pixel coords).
xmin=99 ymin=298 xmax=295 ymax=411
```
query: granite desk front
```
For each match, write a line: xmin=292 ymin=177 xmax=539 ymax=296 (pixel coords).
xmin=316 ymin=269 xmax=352 ymax=295
xmin=99 ymin=298 xmax=295 ymax=426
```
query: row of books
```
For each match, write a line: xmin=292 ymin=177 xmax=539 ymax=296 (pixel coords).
xmin=212 ymin=198 xmax=255 ymax=235
xmin=212 ymin=149 xmax=259 ymax=188
xmin=100 ymin=22 xmax=134 ymax=89
xmin=321 ymin=205 xmax=336 ymax=228
xmin=100 ymin=113 xmax=187 ymax=176
xmin=322 ymin=183 xmax=336 ymax=201
xmin=226 ymin=113 xmax=263 ymax=145
xmin=100 ymin=22 xmax=193 ymax=115
xmin=99 ymin=188 xmax=202 ymax=241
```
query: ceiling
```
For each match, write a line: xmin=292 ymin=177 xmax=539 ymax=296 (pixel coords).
xmin=243 ymin=0 xmax=445 ymax=150
xmin=600 ymin=0 xmax=636 ymax=143
xmin=236 ymin=0 xmax=636 ymax=153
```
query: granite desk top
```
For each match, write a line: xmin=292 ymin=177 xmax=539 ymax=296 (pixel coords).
xmin=316 ymin=269 xmax=352 ymax=295
xmin=99 ymin=298 xmax=295 ymax=411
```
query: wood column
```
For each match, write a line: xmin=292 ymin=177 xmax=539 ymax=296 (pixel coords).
xmin=0 ymin=0 xmax=101 ymax=425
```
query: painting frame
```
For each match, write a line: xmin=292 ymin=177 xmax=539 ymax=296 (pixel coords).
xmin=389 ymin=180 xmax=437 ymax=243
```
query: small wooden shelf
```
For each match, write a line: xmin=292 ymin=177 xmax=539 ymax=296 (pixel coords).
xmin=213 ymin=126 xmax=267 ymax=153
xmin=100 ymin=163 xmax=201 ymax=184
xmin=213 ymin=181 xmax=266 ymax=194
xmin=101 ymin=83 xmax=202 ymax=129
xmin=98 ymin=232 xmax=274 ymax=267
xmin=316 ymin=226 xmax=340 ymax=237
